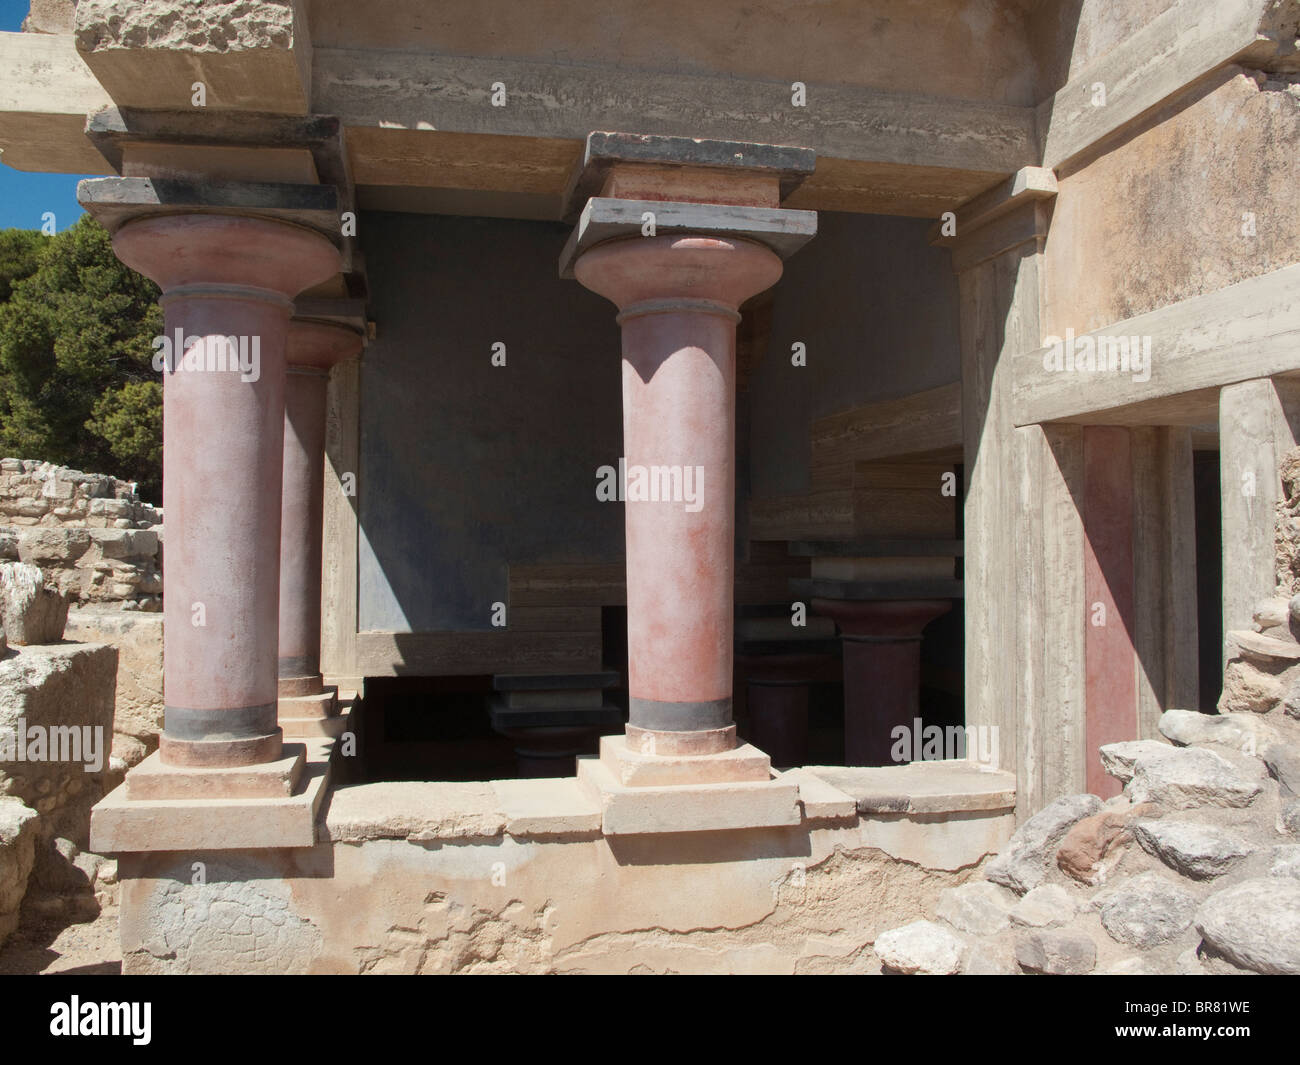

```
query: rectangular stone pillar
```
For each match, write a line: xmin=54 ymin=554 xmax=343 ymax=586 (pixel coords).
xmin=940 ymin=168 xmax=1056 ymax=820
xmin=1132 ymin=426 xmax=1199 ymax=734
xmin=1220 ymin=378 xmax=1300 ymax=662
xmin=1015 ymin=423 xmax=1086 ymax=812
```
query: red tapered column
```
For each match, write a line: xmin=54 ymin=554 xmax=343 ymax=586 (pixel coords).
xmin=576 ymin=235 xmax=782 ymax=755
xmin=278 ymin=321 xmax=362 ymax=707
xmin=112 ymin=215 xmax=339 ymax=767
xmin=813 ymin=598 xmax=951 ymax=767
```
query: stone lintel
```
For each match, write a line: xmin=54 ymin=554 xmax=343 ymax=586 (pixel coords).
xmin=77 ymin=175 xmax=343 ymax=244
xmin=91 ymin=740 xmax=335 ymax=852
xmin=558 ymin=197 xmax=817 ymax=279
xmin=563 ymin=131 xmax=816 ymax=218
xmin=293 ymin=297 xmax=368 ymax=333
xmin=790 ymin=576 xmax=965 ymax=602
xmin=576 ymin=756 xmax=801 ymax=835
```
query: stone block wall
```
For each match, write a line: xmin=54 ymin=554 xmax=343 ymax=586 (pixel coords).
xmin=0 ymin=459 xmax=161 ymax=611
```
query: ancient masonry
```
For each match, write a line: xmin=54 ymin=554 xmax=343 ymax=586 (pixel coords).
xmin=0 ymin=0 xmax=1297 ymax=974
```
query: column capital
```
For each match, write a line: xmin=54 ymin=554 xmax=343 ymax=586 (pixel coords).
xmin=286 ymin=318 xmax=364 ymax=370
xmin=112 ymin=213 xmax=339 ymax=297
xmin=930 ymin=165 xmax=1058 ymax=273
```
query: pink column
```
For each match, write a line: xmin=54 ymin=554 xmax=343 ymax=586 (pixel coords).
xmin=813 ymin=598 xmax=951 ymax=766
xmin=112 ymin=215 xmax=339 ymax=767
xmin=575 ymin=235 xmax=782 ymax=755
xmin=279 ymin=321 xmax=362 ymax=706
xmin=1083 ymin=426 xmax=1137 ymax=798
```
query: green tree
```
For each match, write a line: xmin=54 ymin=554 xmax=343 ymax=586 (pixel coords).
xmin=0 ymin=214 xmax=163 ymax=500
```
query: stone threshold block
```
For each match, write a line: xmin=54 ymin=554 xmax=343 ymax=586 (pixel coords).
xmin=810 ymin=760 xmax=1017 ymax=815
xmin=91 ymin=738 xmax=336 ymax=852
xmin=577 ymin=755 xmax=801 ymax=835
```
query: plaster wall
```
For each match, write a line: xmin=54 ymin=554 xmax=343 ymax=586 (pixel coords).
xmin=1043 ymin=67 xmax=1300 ymax=339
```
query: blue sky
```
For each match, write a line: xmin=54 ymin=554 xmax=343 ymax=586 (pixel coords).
xmin=0 ymin=0 xmax=92 ymax=232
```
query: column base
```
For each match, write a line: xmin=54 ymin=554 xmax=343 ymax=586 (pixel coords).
xmin=126 ymin=744 xmax=305 ymax=800
xmin=159 ymin=729 xmax=283 ymax=768
xmin=624 ymin=723 xmax=736 ymax=756
xmin=600 ymin=733 xmax=771 ymax=786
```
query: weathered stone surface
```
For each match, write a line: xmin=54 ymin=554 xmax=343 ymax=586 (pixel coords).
xmin=1056 ymin=803 xmax=1159 ymax=885
xmin=1127 ymin=746 xmax=1263 ymax=810
xmin=1096 ymin=872 xmax=1197 ymax=949
xmin=1195 ymin=878 xmax=1300 ymax=975
xmin=75 ymin=0 xmax=297 ymax=53
xmin=0 ymin=563 xmax=69 ymax=644
xmin=984 ymin=793 xmax=1103 ymax=895
xmin=64 ymin=608 xmax=163 ymax=765
xmin=1280 ymin=798 xmax=1300 ymax=836
xmin=1269 ymin=845 xmax=1300 ymax=879
xmin=1284 ymin=675 xmax=1300 ymax=720
xmin=0 ymin=795 xmax=39 ymax=946
xmin=963 ymin=942 xmax=1018 ymax=975
xmin=1015 ymin=929 xmax=1096 ymax=975
xmin=1263 ymin=742 xmax=1300 ymax=797
xmin=1219 ymin=658 xmax=1285 ymax=714
xmin=1099 ymin=739 xmax=1168 ymax=784
xmin=1132 ymin=819 xmax=1253 ymax=879
xmin=1008 ymin=884 xmax=1076 ymax=928
xmin=1254 ymin=596 xmax=1290 ymax=632
xmin=874 ymin=919 xmax=964 ymax=975
xmin=1158 ymin=707 xmax=1276 ymax=756
xmin=934 ymin=880 xmax=1015 ymax=936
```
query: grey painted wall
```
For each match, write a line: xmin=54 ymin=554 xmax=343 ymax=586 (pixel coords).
xmin=747 ymin=212 xmax=962 ymax=498
xmin=358 ymin=213 xmax=625 ymax=631
xmin=358 ymin=211 xmax=960 ymax=633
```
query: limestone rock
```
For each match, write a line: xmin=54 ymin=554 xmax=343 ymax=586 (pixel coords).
xmin=1099 ymin=739 xmax=1168 ymax=784
xmin=874 ymin=919 xmax=964 ymax=975
xmin=1158 ymin=707 xmax=1275 ymax=756
xmin=985 ymin=793 xmax=1103 ymax=895
xmin=1254 ymin=596 xmax=1290 ymax=632
xmin=1014 ymin=929 xmax=1097 ymax=975
xmin=1057 ymin=809 xmax=1131 ymax=885
xmin=1127 ymin=746 xmax=1262 ymax=810
xmin=1008 ymin=884 xmax=1076 ymax=928
xmin=1286 ymin=675 xmax=1300 ymax=720
xmin=963 ymin=942 xmax=1018 ymax=975
xmin=1132 ymin=819 xmax=1253 ymax=879
xmin=1195 ymin=878 xmax=1300 ymax=975
xmin=1219 ymin=658 xmax=1284 ymax=714
xmin=0 ymin=563 xmax=69 ymax=644
xmin=1097 ymin=872 xmax=1197 ymax=949
xmin=934 ymin=880 xmax=1015 ymax=936
xmin=1279 ymin=798 xmax=1300 ymax=836
xmin=1291 ymin=594 xmax=1300 ymax=627
xmin=1263 ymin=743 xmax=1300 ymax=798
xmin=1268 ymin=845 xmax=1300 ymax=879
xmin=0 ymin=795 xmax=39 ymax=946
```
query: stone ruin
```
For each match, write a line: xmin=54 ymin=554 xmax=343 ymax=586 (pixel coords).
xmin=870 ymin=450 xmax=1300 ymax=976
xmin=0 ymin=558 xmax=121 ymax=949
xmin=0 ymin=458 xmax=162 ymax=611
